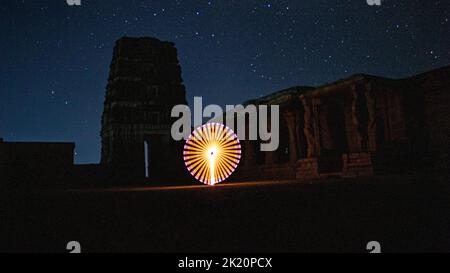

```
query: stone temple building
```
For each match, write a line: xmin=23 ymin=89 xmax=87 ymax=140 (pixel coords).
xmin=1 ymin=37 xmax=448 ymax=188
xmin=100 ymin=37 xmax=187 ymax=182
xmin=232 ymin=66 xmax=450 ymax=181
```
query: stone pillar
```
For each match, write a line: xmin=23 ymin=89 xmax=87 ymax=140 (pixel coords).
xmin=350 ymin=84 xmax=369 ymax=151
xmin=301 ymin=97 xmax=316 ymax=158
xmin=343 ymin=84 xmax=375 ymax=178
xmin=312 ymin=97 xmax=322 ymax=156
xmin=296 ymin=96 xmax=320 ymax=179
xmin=365 ymin=83 xmax=377 ymax=152
xmin=351 ymin=85 xmax=363 ymax=151
xmin=283 ymin=109 xmax=299 ymax=164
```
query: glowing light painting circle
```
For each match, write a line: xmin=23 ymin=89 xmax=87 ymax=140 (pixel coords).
xmin=183 ymin=123 xmax=241 ymax=185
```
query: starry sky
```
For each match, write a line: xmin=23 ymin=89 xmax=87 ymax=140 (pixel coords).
xmin=0 ymin=0 xmax=448 ymax=164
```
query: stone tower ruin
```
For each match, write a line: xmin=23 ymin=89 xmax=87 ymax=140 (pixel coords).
xmin=101 ymin=37 xmax=187 ymax=182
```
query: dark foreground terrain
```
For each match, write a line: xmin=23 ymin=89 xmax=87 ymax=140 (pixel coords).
xmin=1 ymin=175 xmax=450 ymax=253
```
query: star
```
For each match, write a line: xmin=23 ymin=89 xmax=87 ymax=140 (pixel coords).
xmin=2 ymin=0 xmax=447 ymax=165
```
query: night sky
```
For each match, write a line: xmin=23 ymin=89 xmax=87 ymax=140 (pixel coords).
xmin=0 ymin=0 xmax=448 ymax=164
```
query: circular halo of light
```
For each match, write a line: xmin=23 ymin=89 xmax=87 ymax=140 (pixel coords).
xmin=183 ymin=123 xmax=241 ymax=185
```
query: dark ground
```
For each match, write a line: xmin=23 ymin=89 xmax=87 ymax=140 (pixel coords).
xmin=1 ymin=174 xmax=450 ymax=253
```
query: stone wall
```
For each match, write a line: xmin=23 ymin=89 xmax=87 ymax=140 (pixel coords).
xmin=0 ymin=141 xmax=75 ymax=188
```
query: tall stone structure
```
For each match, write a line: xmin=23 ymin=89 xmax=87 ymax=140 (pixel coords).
xmin=101 ymin=37 xmax=187 ymax=182
xmin=232 ymin=66 xmax=450 ymax=181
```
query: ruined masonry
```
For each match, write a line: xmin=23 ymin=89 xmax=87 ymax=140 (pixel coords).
xmin=100 ymin=37 xmax=187 ymax=182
